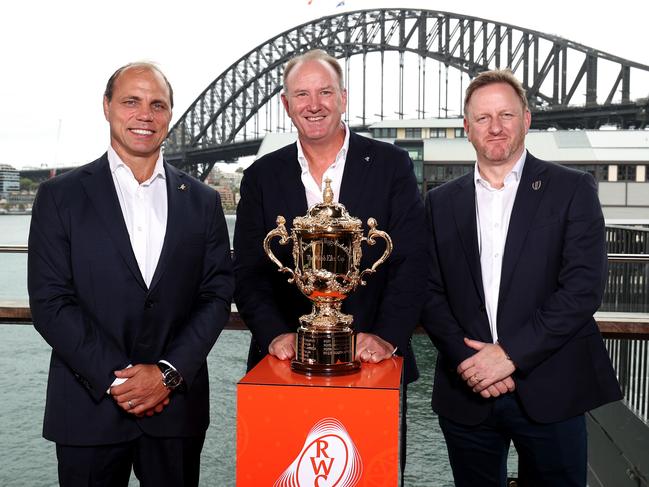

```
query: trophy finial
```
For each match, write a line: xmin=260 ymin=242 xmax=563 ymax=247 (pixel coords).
xmin=323 ymin=178 xmax=334 ymax=204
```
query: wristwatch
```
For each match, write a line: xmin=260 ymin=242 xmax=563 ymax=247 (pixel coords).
xmin=157 ymin=362 xmax=184 ymax=391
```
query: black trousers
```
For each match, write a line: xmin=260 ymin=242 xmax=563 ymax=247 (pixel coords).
xmin=439 ymin=394 xmax=587 ymax=487
xmin=56 ymin=434 xmax=205 ymax=487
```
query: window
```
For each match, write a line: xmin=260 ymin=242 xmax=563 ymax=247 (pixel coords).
xmin=407 ymin=148 xmax=423 ymax=161
xmin=429 ymin=128 xmax=447 ymax=139
xmin=454 ymin=128 xmax=465 ymax=138
xmin=413 ymin=160 xmax=423 ymax=183
xmin=372 ymin=127 xmax=397 ymax=138
xmin=424 ymin=164 xmax=473 ymax=188
xmin=617 ymin=164 xmax=636 ymax=182
xmin=405 ymin=128 xmax=422 ymax=139
xmin=564 ymin=164 xmax=609 ymax=182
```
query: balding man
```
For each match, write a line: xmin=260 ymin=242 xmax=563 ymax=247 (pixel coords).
xmin=234 ymin=49 xmax=427 ymax=479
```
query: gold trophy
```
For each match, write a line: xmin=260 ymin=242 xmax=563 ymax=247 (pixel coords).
xmin=263 ymin=179 xmax=393 ymax=375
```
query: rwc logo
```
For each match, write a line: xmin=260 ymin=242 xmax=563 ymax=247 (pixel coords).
xmin=274 ymin=417 xmax=363 ymax=487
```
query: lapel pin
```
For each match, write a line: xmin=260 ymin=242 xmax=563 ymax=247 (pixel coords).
xmin=364 ymin=156 xmax=370 ymax=162
xmin=532 ymin=180 xmax=542 ymax=191
xmin=178 ymin=183 xmax=187 ymax=191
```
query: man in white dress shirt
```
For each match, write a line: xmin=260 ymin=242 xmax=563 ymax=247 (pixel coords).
xmin=28 ymin=62 xmax=233 ymax=486
xmin=422 ymin=69 xmax=621 ymax=486
xmin=233 ymin=50 xmax=427 ymax=482
xmin=234 ymin=49 xmax=427 ymax=375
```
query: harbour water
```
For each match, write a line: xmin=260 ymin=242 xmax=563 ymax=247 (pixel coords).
xmin=0 ymin=214 xmax=513 ymax=486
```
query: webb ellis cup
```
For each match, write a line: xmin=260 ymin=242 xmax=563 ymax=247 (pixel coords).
xmin=264 ymin=179 xmax=393 ymax=375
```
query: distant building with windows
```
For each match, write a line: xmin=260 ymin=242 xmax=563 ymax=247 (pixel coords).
xmin=213 ymin=185 xmax=236 ymax=209
xmin=256 ymin=119 xmax=649 ymax=222
xmin=0 ymin=164 xmax=20 ymax=198
xmin=368 ymin=119 xmax=649 ymax=222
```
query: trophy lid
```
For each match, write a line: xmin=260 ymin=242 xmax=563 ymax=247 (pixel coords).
xmin=293 ymin=179 xmax=362 ymax=232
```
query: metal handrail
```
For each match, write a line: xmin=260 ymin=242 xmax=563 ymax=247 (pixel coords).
xmin=0 ymin=245 xmax=27 ymax=253
xmin=2 ymin=246 xmax=648 ymax=261
xmin=608 ymin=253 xmax=649 ymax=263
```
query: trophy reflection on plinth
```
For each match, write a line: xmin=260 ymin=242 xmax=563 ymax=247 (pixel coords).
xmin=263 ymin=179 xmax=392 ymax=375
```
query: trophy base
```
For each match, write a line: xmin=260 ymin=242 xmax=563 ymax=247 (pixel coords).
xmin=291 ymin=360 xmax=361 ymax=376
xmin=292 ymin=328 xmax=361 ymax=376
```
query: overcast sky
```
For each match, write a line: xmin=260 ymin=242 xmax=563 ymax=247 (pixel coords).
xmin=1 ymin=0 xmax=647 ymax=169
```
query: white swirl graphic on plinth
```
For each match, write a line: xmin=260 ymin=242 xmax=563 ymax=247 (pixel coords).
xmin=274 ymin=418 xmax=363 ymax=487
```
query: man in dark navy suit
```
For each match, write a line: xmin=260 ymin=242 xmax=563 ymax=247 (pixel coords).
xmin=234 ymin=49 xmax=426 ymax=379
xmin=422 ymin=69 xmax=621 ymax=486
xmin=28 ymin=62 xmax=233 ymax=486
xmin=233 ymin=50 xmax=427 ymax=480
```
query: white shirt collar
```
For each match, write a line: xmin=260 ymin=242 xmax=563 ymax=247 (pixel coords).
xmin=107 ymin=146 xmax=166 ymax=185
xmin=296 ymin=122 xmax=350 ymax=175
xmin=474 ymin=149 xmax=527 ymax=188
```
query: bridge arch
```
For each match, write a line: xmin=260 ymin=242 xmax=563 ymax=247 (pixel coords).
xmin=165 ymin=8 xmax=649 ymax=176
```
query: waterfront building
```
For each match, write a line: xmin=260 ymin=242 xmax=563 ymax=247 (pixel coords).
xmin=220 ymin=171 xmax=243 ymax=186
xmin=368 ymin=119 xmax=649 ymax=221
xmin=4 ymin=191 xmax=36 ymax=213
xmin=256 ymin=120 xmax=649 ymax=222
xmin=206 ymin=166 xmax=225 ymax=186
xmin=213 ymin=185 xmax=237 ymax=209
xmin=0 ymin=164 xmax=19 ymax=198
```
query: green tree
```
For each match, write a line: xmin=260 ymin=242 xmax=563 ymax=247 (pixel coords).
xmin=20 ymin=177 xmax=38 ymax=191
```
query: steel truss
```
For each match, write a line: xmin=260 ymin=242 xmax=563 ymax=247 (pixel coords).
xmin=165 ymin=8 xmax=649 ymax=177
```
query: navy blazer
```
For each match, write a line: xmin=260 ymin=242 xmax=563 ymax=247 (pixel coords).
xmin=422 ymin=152 xmax=621 ymax=424
xmin=233 ymin=132 xmax=427 ymax=383
xmin=28 ymin=154 xmax=234 ymax=445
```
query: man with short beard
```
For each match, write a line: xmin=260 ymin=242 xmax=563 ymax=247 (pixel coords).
xmin=422 ymin=69 xmax=621 ymax=487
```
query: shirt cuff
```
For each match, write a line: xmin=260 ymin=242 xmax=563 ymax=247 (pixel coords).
xmin=107 ymin=364 xmax=132 ymax=394
xmin=158 ymin=359 xmax=177 ymax=370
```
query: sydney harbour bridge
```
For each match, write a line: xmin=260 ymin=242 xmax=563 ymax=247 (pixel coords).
xmin=166 ymin=8 xmax=649 ymax=180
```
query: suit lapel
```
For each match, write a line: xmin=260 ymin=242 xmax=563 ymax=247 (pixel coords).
xmin=80 ymin=155 xmax=147 ymax=290
xmin=276 ymin=144 xmax=308 ymax=219
xmin=339 ymin=132 xmax=372 ymax=214
xmin=148 ymin=163 xmax=187 ymax=292
xmin=451 ymin=173 xmax=485 ymax=304
xmin=498 ymin=153 xmax=549 ymax=304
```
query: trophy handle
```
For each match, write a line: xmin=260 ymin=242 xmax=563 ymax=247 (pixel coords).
xmin=263 ymin=216 xmax=295 ymax=282
xmin=359 ymin=218 xmax=393 ymax=284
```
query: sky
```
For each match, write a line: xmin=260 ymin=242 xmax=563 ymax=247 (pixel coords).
xmin=1 ymin=0 xmax=647 ymax=169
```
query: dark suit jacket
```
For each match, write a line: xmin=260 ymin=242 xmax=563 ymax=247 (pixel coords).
xmin=28 ymin=154 xmax=234 ymax=445
xmin=233 ymin=132 xmax=427 ymax=383
xmin=422 ymin=152 xmax=621 ymax=424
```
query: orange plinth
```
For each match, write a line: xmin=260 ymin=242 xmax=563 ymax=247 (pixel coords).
xmin=236 ymin=355 xmax=403 ymax=486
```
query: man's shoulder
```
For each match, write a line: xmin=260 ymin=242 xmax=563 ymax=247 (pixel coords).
xmin=526 ymin=153 xmax=591 ymax=184
xmin=347 ymin=132 xmax=412 ymax=181
xmin=39 ymin=155 xmax=107 ymax=192
xmin=351 ymin=132 xmax=408 ymax=157
xmin=244 ymin=143 xmax=296 ymax=177
xmin=426 ymin=171 xmax=472 ymax=200
xmin=164 ymin=162 xmax=217 ymax=199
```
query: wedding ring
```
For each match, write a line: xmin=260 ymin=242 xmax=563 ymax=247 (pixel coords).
xmin=128 ymin=400 xmax=134 ymax=409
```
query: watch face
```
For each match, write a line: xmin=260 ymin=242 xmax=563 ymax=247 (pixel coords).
xmin=163 ymin=369 xmax=183 ymax=389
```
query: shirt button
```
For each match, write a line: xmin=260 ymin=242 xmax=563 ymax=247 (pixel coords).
xmin=494 ymin=253 xmax=500 ymax=258
xmin=137 ymin=226 xmax=143 ymax=232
